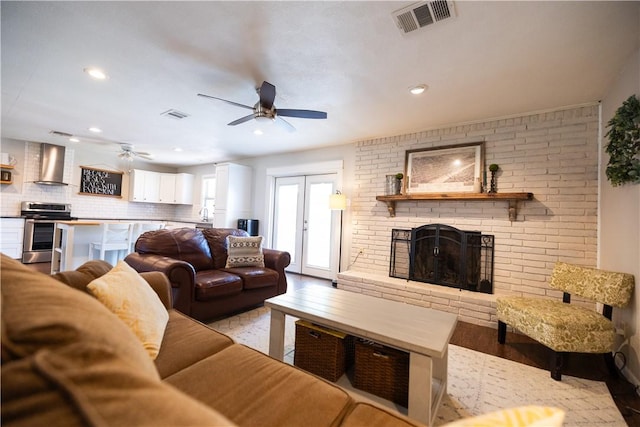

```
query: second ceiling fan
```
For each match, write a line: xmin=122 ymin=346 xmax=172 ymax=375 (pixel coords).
xmin=198 ymin=81 xmax=327 ymax=132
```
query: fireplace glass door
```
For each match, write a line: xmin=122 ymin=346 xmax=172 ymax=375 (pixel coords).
xmin=393 ymin=224 xmax=493 ymax=294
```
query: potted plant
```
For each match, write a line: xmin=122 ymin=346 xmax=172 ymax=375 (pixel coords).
xmin=488 ymin=164 xmax=499 ymax=193
xmin=385 ymin=173 xmax=404 ymax=195
xmin=605 ymin=94 xmax=640 ymax=186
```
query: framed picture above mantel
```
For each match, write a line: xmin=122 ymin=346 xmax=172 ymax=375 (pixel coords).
xmin=404 ymin=142 xmax=483 ymax=194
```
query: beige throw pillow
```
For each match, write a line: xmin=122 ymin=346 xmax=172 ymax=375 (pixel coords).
xmin=87 ymin=261 xmax=169 ymax=359
xmin=225 ymin=235 xmax=265 ymax=268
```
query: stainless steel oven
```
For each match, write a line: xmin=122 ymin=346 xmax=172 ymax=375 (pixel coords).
xmin=21 ymin=202 xmax=73 ymax=263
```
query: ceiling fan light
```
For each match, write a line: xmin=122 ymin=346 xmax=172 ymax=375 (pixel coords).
xmin=84 ymin=67 xmax=107 ymax=80
xmin=255 ymin=115 xmax=274 ymax=124
xmin=409 ymin=84 xmax=428 ymax=95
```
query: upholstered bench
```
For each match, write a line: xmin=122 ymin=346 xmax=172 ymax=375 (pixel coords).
xmin=497 ymin=262 xmax=634 ymax=380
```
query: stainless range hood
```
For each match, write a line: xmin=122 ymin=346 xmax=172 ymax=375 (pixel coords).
xmin=34 ymin=143 xmax=68 ymax=185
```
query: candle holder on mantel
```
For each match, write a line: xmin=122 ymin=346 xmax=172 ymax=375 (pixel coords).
xmin=488 ymin=164 xmax=499 ymax=193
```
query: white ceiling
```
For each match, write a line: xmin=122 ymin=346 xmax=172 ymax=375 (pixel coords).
xmin=2 ymin=1 xmax=638 ymax=167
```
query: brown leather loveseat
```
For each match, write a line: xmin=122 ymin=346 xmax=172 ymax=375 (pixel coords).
xmin=124 ymin=227 xmax=290 ymax=321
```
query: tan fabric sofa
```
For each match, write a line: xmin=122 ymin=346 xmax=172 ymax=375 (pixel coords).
xmin=1 ymin=254 xmax=423 ymax=427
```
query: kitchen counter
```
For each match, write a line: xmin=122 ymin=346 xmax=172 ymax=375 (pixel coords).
xmin=51 ymin=220 xmax=166 ymax=273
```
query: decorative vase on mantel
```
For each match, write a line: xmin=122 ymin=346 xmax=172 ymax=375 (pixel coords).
xmin=385 ymin=174 xmax=403 ymax=195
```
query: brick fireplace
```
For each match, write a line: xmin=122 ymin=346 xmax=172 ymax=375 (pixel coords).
xmin=339 ymin=104 xmax=600 ymax=328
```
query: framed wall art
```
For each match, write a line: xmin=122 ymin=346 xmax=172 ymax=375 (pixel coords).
xmin=404 ymin=142 xmax=483 ymax=194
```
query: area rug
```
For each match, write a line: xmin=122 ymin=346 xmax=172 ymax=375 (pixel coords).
xmin=209 ymin=306 xmax=626 ymax=426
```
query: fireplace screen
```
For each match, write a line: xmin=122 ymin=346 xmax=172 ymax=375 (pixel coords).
xmin=389 ymin=224 xmax=494 ymax=294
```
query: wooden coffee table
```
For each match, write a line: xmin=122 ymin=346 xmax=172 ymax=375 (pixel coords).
xmin=265 ymin=285 xmax=457 ymax=426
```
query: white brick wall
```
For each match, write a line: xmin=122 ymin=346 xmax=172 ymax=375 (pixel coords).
xmin=342 ymin=105 xmax=600 ymax=326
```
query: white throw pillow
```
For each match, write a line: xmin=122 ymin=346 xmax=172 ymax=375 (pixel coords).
xmin=87 ymin=260 xmax=169 ymax=359
xmin=225 ymin=235 xmax=265 ymax=268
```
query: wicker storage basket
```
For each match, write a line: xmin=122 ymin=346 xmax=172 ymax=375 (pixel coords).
xmin=353 ymin=339 xmax=409 ymax=407
xmin=294 ymin=320 xmax=354 ymax=382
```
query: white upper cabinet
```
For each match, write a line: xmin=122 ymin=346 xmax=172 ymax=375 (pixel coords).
xmin=130 ymin=169 xmax=194 ymax=205
xmin=174 ymin=173 xmax=194 ymax=204
xmin=130 ymin=169 xmax=160 ymax=203
xmin=159 ymin=173 xmax=176 ymax=203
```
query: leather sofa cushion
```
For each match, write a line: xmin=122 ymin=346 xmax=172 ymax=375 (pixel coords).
xmin=222 ymin=266 xmax=279 ymax=290
xmin=202 ymin=228 xmax=249 ymax=269
xmin=194 ymin=270 xmax=243 ymax=300
xmin=136 ymin=228 xmax=214 ymax=271
xmin=154 ymin=310 xmax=234 ymax=378
xmin=164 ymin=344 xmax=353 ymax=427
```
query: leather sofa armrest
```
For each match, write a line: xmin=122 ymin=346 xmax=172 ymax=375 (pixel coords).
xmin=139 ymin=271 xmax=173 ymax=310
xmin=263 ymin=248 xmax=291 ymax=294
xmin=125 ymin=253 xmax=196 ymax=316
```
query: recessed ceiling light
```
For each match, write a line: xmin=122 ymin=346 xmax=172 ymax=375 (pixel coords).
xmin=89 ymin=127 xmax=102 ymax=133
xmin=69 ymin=137 xmax=80 ymax=143
xmin=409 ymin=84 xmax=428 ymax=95
xmin=173 ymin=147 xmax=183 ymax=152
xmin=84 ymin=67 xmax=108 ymax=80
xmin=254 ymin=129 xmax=264 ymax=135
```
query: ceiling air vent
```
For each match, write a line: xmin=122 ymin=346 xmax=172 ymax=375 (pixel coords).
xmin=49 ymin=130 xmax=73 ymax=138
xmin=161 ymin=109 xmax=190 ymax=120
xmin=392 ymin=1 xmax=455 ymax=35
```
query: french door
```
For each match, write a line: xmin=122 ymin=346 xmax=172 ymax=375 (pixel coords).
xmin=272 ymin=174 xmax=339 ymax=279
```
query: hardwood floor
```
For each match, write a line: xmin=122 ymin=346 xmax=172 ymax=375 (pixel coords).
xmin=286 ymin=272 xmax=640 ymax=426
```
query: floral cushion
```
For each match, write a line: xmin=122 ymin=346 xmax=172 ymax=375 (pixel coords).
xmin=496 ymin=296 xmax=615 ymax=353
xmin=550 ymin=262 xmax=634 ymax=307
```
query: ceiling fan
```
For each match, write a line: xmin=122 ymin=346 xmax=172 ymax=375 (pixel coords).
xmin=197 ymin=81 xmax=327 ymax=132
xmin=118 ymin=143 xmax=153 ymax=161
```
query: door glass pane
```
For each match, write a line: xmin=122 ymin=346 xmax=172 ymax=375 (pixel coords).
xmin=305 ymin=182 xmax=332 ymax=269
xmin=275 ymin=184 xmax=299 ymax=261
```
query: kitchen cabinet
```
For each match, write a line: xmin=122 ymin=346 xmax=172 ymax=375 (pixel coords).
xmin=164 ymin=221 xmax=196 ymax=229
xmin=174 ymin=173 xmax=194 ymax=204
xmin=130 ymin=169 xmax=160 ymax=203
xmin=213 ymin=163 xmax=252 ymax=228
xmin=159 ymin=173 xmax=176 ymax=203
xmin=130 ymin=170 xmax=194 ymax=204
xmin=0 ymin=217 xmax=25 ymax=259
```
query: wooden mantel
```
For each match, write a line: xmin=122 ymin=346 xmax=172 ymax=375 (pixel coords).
xmin=376 ymin=192 xmax=534 ymax=221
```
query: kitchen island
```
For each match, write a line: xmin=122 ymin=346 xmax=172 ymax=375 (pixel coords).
xmin=51 ymin=220 xmax=165 ymax=273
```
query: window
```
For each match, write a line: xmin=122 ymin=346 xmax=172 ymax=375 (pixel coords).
xmin=202 ymin=175 xmax=216 ymax=215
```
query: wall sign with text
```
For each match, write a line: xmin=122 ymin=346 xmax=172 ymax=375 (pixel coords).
xmin=79 ymin=166 xmax=123 ymax=197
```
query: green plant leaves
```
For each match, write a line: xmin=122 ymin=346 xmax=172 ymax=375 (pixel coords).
xmin=605 ymin=94 xmax=640 ymax=186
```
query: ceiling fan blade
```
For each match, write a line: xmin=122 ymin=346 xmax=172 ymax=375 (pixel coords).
xmin=275 ymin=116 xmax=296 ymax=133
xmin=197 ymin=93 xmax=254 ymax=110
xmin=259 ymin=81 xmax=276 ymax=110
xmin=276 ymin=109 xmax=327 ymax=119
xmin=228 ymin=113 xmax=257 ymax=126
xmin=138 ymin=154 xmax=154 ymax=161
